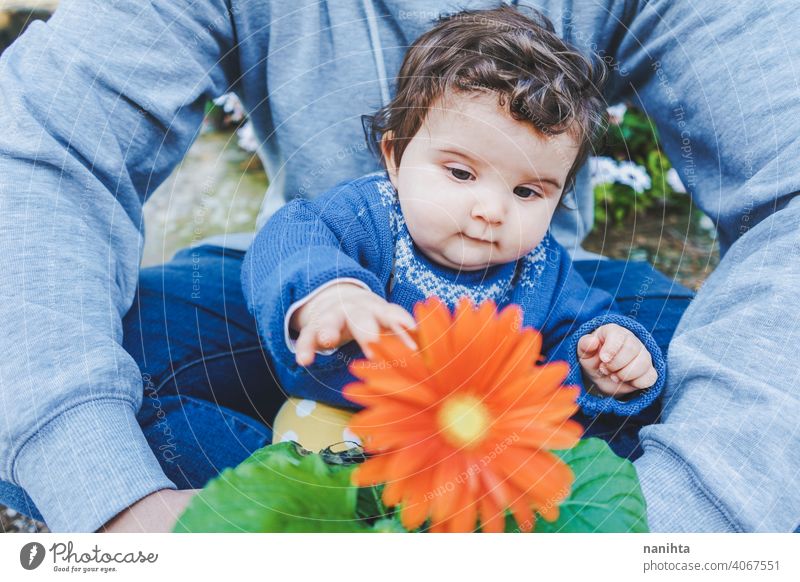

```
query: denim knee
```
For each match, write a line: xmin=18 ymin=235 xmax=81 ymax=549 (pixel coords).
xmin=137 ymin=394 xmax=272 ymax=489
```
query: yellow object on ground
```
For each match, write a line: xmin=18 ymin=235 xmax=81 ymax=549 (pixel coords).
xmin=272 ymin=397 xmax=360 ymax=452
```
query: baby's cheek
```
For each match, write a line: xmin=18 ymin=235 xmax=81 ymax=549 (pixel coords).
xmin=413 ymin=203 xmax=456 ymax=239
xmin=508 ymin=225 xmax=547 ymax=258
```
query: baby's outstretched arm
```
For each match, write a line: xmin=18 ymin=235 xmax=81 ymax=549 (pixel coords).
xmin=290 ymin=281 xmax=417 ymax=366
xmin=576 ymin=323 xmax=658 ymax=398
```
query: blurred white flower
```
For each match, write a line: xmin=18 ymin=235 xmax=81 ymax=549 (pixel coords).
xmin=589 ymin=156 xmax=619 ymax=187
xmin=606 ymin=103 xmax=627 ymax=124
xmin=236 ymin=121 xmax=259 ymax=153
xmin=666 ymin=167 xmax=687 ymax=194
xmin=589 ymin=156 xmax=651 ymax=193
xmin=616 ymin=161 xmax=651 ymax=193
xmin=698 ymin=215 xmax=715 ymax=232
xmin=213 ymin=93 xmax=245 ymax=122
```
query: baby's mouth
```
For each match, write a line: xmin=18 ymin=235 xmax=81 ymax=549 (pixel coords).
xmin=462 ymin=233 xmax=493 ymax=244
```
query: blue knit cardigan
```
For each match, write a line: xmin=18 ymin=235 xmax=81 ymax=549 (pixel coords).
xmin=241 ymin=172 xmax=665 ymax=416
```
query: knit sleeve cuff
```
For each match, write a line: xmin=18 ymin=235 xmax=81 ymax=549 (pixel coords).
xmin=284 ymin=277 xmax=372 ymax=356
xmin=12 ymin=399 xmax=176 ymax=532
xmin=566 ymin=313 xmax=666 ymax=417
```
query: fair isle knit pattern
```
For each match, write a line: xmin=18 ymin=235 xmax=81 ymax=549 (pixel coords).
xmin=242 ymin=171 xmax=666 ymax=417
xmin=390 ymin=232 xmax=516 ymax=305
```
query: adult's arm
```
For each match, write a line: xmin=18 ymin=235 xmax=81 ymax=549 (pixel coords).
xmin=587 ymin=0 xmax=800 ymax=531
xmin=0 ymin=0 xmax=239 ymax=532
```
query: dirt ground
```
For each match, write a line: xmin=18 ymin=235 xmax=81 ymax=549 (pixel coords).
xmin=584 ymin=205 xmax=720 ymax=292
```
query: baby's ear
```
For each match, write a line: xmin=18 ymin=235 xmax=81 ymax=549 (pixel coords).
xmin=379 ymin=132 xmax=399 ymax=185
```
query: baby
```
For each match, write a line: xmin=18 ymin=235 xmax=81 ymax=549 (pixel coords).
xmin=241 ymin=6 xmax=665 ymax=451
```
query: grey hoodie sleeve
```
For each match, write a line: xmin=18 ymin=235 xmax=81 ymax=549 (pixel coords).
xmin=601 ymin=0 xmax=800 ymax=531
xmin=0 ymin=0 xmax=238 ymax=532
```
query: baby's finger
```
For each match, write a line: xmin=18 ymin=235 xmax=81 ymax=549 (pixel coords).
xmin=347 ymin=312 xmax=382 ymax=358
xmin=597 ymin=325 xmax=627 ymax=365
xmin=316 ymin=324 xmax=342 ymax=351
xmin=378 ymin=308 xmax=418 ymax=351
xmin=611 ymin=349 xmax=653 ymax=384
xmin=630 ymin=363 xmax=659 ymax=390
xmin=577 ymin=333 xmax=600 ymax=360
xmin=294 ymin=324 xmax=319 ymax=366
xmin=386 ymin=319 xmax=419 ymax=351
xmin=605 ymin=335 xmax=642 ymax=373
xmin=387 ymin=303 xmax=418 ymax=331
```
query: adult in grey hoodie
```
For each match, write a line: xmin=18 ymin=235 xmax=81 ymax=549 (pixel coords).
xmin=0 ymin=0 xmax=798 ymax=532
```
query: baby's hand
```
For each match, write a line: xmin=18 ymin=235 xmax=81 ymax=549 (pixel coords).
xmin=290 ymin=282 xmax=418 ymax=366
xmin=576 ymin=323 xmax=658 ymax=398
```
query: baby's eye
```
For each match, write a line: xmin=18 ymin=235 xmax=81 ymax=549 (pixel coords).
xmin=513 ymin=186 xmax=543 ymax=199
xmin=447 ymin=166 xmax=475 ymax=181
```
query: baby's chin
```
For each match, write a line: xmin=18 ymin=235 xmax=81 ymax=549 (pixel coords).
xmin=436 ymin=243 xmax=513 ymax=271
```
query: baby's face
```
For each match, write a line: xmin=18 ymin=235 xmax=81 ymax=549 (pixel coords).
xmin=384 ymin=91 xmax=578 ymax=271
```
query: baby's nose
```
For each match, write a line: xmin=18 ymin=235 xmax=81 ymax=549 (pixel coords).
xmin=471 ymin=194 xmax=505 ymax=225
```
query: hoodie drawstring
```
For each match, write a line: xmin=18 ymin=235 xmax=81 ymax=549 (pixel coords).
xmin=361 ymin=0 xmax=391 ymax=107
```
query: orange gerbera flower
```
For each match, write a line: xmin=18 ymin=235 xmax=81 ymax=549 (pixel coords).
xmin=344 ymin=296 xmax=582 ymax=533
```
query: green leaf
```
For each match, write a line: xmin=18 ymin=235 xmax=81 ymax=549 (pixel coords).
xmin=534 ymin=438 xmax=648 ymax=532
xmin=371 ymin=518 xmax=409 ymax=533
xmin=174 ymin=441 xmax=374 ymax=532
xmin=356 ymin=483 xmax=393 ymax=522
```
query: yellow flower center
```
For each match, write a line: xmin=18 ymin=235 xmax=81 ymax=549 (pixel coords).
xmin=437 ymin=395 xmax=491 ymax=448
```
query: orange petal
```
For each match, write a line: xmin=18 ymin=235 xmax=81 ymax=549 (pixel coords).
xmin=362 ymin=336 xmax=432 ymax=384
xmin=399 ymin=496 xmax=432 ymax=531
xmin=495 ymin=448 xmax=574 ymax=507
xmin=486 ymin=328 xmax=543 ymax=387
xmin=414 ymin=297 xmax=454 ymax=370
xmin=478 ymin=494 xmax=506 ymax=533
xmin=479 ymin=466 xmax=516 ymax=510
xmin=352 ymin=454 xmax=393 ymax=486
xmin=381 ymin=478 xmax=409 ymax=507
xmin=497 ymin=421 xmax=582 ymax=451
xmin=445 ymin=299 xmax=493 ymax=388
xmin=508 ymin=497 xmax=535 ymax=533
xmin=397 ymin=472 xmax=435 ymax=530
xmin=493 ymin=362 xmax=571 ymax=404
xmin=494 ymin=388 xmax=581 ymax=425
xmin=458 ymin=299 xmax=502 ymax=388
xmin=443 ymin=489 xmax=479 ymax=532
xmin=537 ymin=499 xmax=561 ymax=522
xmin=342 ymin=383 xmax=422 ymax=409
xmin=348 ymin=403 xmax=430 ymax=430
xmin=428 ymin=456 xmax=465 ymax=523
xmin=385 ymin=443 xmax=439 ymax=481
xmin=342 ymin=372 xmax=438 ymax=407
xmin=356 ymin=427 xmax=435 ymax=452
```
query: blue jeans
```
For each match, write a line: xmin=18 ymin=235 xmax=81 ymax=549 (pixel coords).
xmin=0 ymin=245 xmax=693 ymax=524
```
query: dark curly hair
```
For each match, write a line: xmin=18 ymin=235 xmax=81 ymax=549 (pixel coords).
xmin=363 ymin=4 xmax=608 ymax=196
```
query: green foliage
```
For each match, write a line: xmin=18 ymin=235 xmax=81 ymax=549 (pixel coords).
xmin=174 ymin=441 xmax=398 ymax=533
xmin=604 ymin=106 xmax=661 ymax=156
xmin=175 ymin=439 xmax=647 ymax=533
xmin=534 ymin=438 xmax=648 ymax=532
xmin=502 ymin=439 xmax=647 ymax=533
xmin=594 ymin=106 xmax=690 ymax=227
